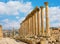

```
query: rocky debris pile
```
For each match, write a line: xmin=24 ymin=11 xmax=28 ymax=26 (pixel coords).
xmin=0 ymin=38 xmax=27 ymax=44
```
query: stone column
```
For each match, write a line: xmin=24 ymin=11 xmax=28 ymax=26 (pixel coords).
xmin=35 ymin=9 xmax=39 ymax=36
xmin=0 ymin=25 xmax=3 ymax=39
xmin=23 ymin=22 xmax=25 ymax=37
xmin=30 ymin=15 xmax=33 ymax=36
xmin=22 ymin=22 xmax=24 ymax=37
xmin=28 ymin=18 xmax=30 ymax=34
xmin=25 ymin=19 xmax=28 ymax=35
xmin=24 ymin=19 xmax=28 ymax=37
xmin=34 ymin=10 xmax=38 ymax=36
xmin=24 ymin=22 xmax=26 ymax=37
xmin=24 ymin=21 xmax=26 ymax=37
xmin=33 ymin=10 xmax=37 ymax=36
xmin=44 ymin=2 xmax=50 ymax=36
xmin=40 ymin=6 xmax=44 ymax=36
xmin=27 ymin=19 xmax=29 ymax=35
xmin=33 ymin=12 xmax=36 ymax=36
xmin=21 ymin=23 xmax=23 ymax=37
xmin=19 ymin=27 xmax=20 ymax=36
xmin=26 ymin=18 xmax=29 ymax=36
xmin=31 ymin=13 xmax=34 ymax=35
xmin=37 ymin=8 xmax=41 ymax=36
xmin=29 ymin=16 xmax=31 ymax=35
xmin=20 ymin=23 xmax=22 ymax=37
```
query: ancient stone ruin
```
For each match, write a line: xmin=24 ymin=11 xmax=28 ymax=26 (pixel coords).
xmin=19 ymin=2 xmax=53 ymax=44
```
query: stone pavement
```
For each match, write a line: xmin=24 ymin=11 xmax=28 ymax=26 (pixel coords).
xmin=0 ymin=38 xmax=27 ymax=44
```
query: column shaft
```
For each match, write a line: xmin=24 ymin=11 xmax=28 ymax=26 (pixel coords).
xmin=40 ymin=6 xmax=44 ymax=36
xmin=29 ymin=17 xmax=31 ymax=35
xmin=34 ymin=11 xmax=38 ymax=36
xmin=44 ymin=2 xmax=50 ymax=36
xmin=27 ymin=19 xmax=29 ymax=35
xmin=33 ymin=14 xmax=36 ymax=35
xmin=25 ymin=20 xmax=27 ymax=35
xmin=37 ymin=9 xmax=41 ymax=36
xmin=30 ymin=16 xmax=33 ymax=35
xmin=22 ymin=22 xmax=24 ymax=36
xmin=31 ymin=15 xmax=34 ymax=35
xmin=0 ymin=25 xmax=3 ymax=39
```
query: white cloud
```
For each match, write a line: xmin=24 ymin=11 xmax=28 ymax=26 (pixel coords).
xmin=2 ymin=19 xmax=19 ymax=29
xmin=2 ymin=19 xmax=9 ymax=23
xmin=1 ymin=17 xmax=25 ymax=29
xmin=44 ymin=6 xmax=60 ymax=27
xmin=1 ymin=6 xmax=60 ymax=29
xmin=39 ymin=6 xmax=60 ymax=28
xmin=0 ymin=1 xmax=33 ymax=29
xmin=0 ymin=0 xmax=60 ymax=29
xmin=0 ymin=1 xmax=33 ymax=15
xmin=49 ymin=7 xmax=60 ymax=22
xmin=16 ymin=16 xmax=20 ymax=19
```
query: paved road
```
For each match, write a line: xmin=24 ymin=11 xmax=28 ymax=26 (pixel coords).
xmin=0 ymin=38 xmax=27 ymax=44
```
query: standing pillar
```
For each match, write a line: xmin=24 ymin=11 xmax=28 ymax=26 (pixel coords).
xmin=22 ymin=22 xmax=24 ymax=37
xmin=24 ymin=19 xmax=28 ymax=37
xmin=30 ymin=15 xmax=33 ymax=36
xmin=20 ymin=23 xmax=23 ymax=37
xmin=21 ymin=23 xmax=23 ymax=37
xmin=40 ymin=6 xmax=44 ymax=36
xmin=29 ymin=16 xmax=31 ymax=35
xmin=33 ymin=11 xmax=37 ymax=36
xmin=44 ymin=2 xmax=50 ymax=36
xmin=24 ymin=21 xmax=26 ymax=37
xmin=0 ymin=25 xmax=3 ymax=39
xmin=33 ymin=12 xmax=36 ymax=36
xmin=37 ymin=8 xmax=41 ymax=36
xmin=26 ymin=20 xmax=28 ymax=35
xmin=23 ymin=22 xmax=25 ymax=37
xmin=27 ymin=19 xmax=29 ymax=35
xmin=28 ymin=18 xmax=30 ymax=34
xmin=35 ymin=9 xmax=39 ymax=36
xmin=34 ymin=10 xmax=38 ymax=36
xmin=31 ymin=13 xmax=34 ymax=35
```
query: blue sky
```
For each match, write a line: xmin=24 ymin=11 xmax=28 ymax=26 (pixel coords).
xmin=0 ymin=0 xmax=60 ymax=7
xmin=0 ymin=0 xmax=60 ymax=29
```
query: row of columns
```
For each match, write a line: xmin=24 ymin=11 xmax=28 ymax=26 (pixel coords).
xmin=19 ymin=2 xmax=50 ymax=37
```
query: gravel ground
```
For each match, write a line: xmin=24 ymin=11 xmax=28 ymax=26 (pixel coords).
xmin=0 ymin=38 xmax=27 ymax=44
